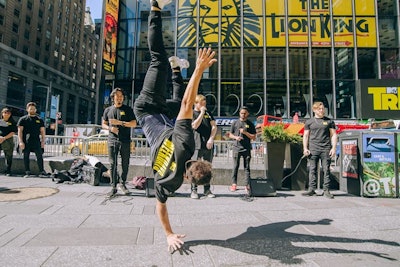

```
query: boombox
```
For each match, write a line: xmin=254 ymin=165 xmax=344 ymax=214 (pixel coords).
xmin=249 ymin=178 xmax=277 ymax=197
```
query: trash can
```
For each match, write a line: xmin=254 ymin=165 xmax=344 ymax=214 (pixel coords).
xmin=339 ymin=130 xmax=399 ymax=198
xmin=361 ymin=132 xmax=398 ymax=197
xmin=339 ymin=131 xmax=363 ymax=196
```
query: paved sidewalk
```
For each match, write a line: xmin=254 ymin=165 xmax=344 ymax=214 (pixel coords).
xmin=0 ymin=175 xmax=399 ymax=267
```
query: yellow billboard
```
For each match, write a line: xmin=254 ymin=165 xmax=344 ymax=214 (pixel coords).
xmin=177 ymin=0 xmax=377 ymax=48
xmin=103 ymin=0 xmax=119 ymax=73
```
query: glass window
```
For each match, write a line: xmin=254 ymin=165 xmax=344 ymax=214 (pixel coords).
xmin=266 ymin=48 xmax=286 ymax=79
xmin=116 ymin=48 xmax=133 ymax=80
xmin=176 ymin=48 xmax=197 ymax=79
xmin=312 ymin=48 xmax=331 ymax=79
xmin=289 ymin=48 xmax=309 ymax=79
xmin=357 ymin=48 xmax=378 ymax=79
xmin=7 ymin=72 xmax=27 ymax=108
xmin=243 ymin=80 xmax=264 ymax=117
xmin=12 ymin=23 xmax=19 ymax=33
xmin=266 ymin=80 xmax=287 ymax=117
xmin=289 ymin=80 xmax=309 ymax=118
xmin=312 ymin=80 xmax=334 ymax=118
xmin=244 ymin=48 xmax=263 ymax=79
xmin=221 ymin=48 xmax=241 ymax=79
xmin=378 ymin=17 xmax=398 ymax=48
xmin=198 ymin=79 xmax=219 ymax=116
xmin=220 ymin=80 xmax=241 ymax=116
xmin=336 ymin=80 xmax=356 ymax=119
xmin=335 ymin=48 xmax=354 ymax=79
xmin=120 ymin=0 xmax=137 ymax=19
xmin=380 ymin=49 xmax=400 ymax=79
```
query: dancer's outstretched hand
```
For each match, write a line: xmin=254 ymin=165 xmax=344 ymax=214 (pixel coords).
xmin=196 ymin=47 xmax=217 ymax=71
xmin=167 ymin=233 xmax=186 ymax=253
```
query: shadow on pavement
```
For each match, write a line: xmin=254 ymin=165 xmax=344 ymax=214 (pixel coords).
xmin=184 ymin=219 xmax=399 ymax=264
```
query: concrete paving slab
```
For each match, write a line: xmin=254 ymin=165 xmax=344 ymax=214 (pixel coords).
xmin=25 ymin=227 xmax=140 ymax=246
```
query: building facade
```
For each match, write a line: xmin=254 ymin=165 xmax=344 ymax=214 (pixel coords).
xmin=109 ymin=0 xmax=399 ymax=121
xmin=0 ymin=0 xmax=99 ymax=132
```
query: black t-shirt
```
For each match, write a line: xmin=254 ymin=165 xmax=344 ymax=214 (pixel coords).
xmin=152 ymin=119 xmax=194 ymax=203
xmin=103 ymin=104 xmax=136 ymax=143
xmin=0 ymin=118 xmax=17 ymax=137
xmin=17 ymin=115 xmax=44 ymax=148
xmin=230 ymin=119 xmax=256 ymax=151
xmin=193 ymin=110 xmax=215 ymax=149
xmin=304 ymin=116 xmax=336 ymax=153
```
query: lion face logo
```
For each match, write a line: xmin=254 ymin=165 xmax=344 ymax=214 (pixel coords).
xmin=178 ymin=0 xmax=261 ymax=47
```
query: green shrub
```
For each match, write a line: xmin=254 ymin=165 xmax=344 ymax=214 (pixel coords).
xmin=261 ymin=123 xmax=302 ymax=144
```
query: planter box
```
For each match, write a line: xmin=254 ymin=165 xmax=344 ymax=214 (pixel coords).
xmin=264 ymin=142 xmax=286 ymax=189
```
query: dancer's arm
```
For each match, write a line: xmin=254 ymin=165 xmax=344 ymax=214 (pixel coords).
xmin=176 ymin=48 xmax=217 ymax=121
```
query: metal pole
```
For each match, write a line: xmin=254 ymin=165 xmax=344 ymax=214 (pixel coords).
xmin=45 ymin=87 xmax=50 ymax=128
xmin=44 ymin=81 xmax=52 ymax=128
xmin=55 ymin=94 xmax=60 ymax=136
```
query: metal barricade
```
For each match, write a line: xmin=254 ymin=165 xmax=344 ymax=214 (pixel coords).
xmin=41 ymin=135 xmax=264 ymax=168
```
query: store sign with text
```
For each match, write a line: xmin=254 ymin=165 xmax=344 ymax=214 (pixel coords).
xmin=356 ymin=80 xmax=400 ymax=119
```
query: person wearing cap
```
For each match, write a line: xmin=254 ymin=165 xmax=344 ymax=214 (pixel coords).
xmin=0 ymin=107 xmax=17 ymax=176
xmin=228 ymin=106 xmax=257 ymax=193
xmin=17 ymin=102 xmax=49 ymax=178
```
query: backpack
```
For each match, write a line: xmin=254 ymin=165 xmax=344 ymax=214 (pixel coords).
xmin=131 ymin=176 xmax=147 ymax=190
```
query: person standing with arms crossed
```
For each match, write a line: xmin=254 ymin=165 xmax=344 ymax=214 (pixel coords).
xmin=190 ymin=94 xmax=218 ymax=199
xmin=133 ymin=0 xmax=217 ymax=252
xmin=0 ymin=107 xmax=17 ymax=176
xmin=228 ymin=106 xmax=256 ymax=193
xmin=302 ymin=101 xmax=337 ymax=199
xmin=17 ymin=102 xmax=49 ymax=178
xmin=102 ymin=88 xmax=136 ymax=197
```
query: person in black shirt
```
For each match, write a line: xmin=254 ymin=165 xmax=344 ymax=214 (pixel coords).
xmin=0 ymin=107 xmax=17 ymax=176
xmin=302 ymin=101 xmax=337 ymax=199
xmin=228 ymin=107 xmax=256 ymax=193
xmin=102 ymin=88 xmax=136 ymax=197
xmin=133 ymin=1 xmax=216 ymax=253
xmin=190 ymin=94 xmax=218 ymax=199
xmin=17 ymin=102 xmax=48 ymax=177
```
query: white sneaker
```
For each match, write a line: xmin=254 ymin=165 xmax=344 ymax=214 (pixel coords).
xmin=169 ymin=56 xmax=180 ymax=69
xmin=190 ymin=190 xmax=199 ymax=199
xmin=151 ymin=0 xmax=172 ymax=9
xmin=169 ymin=56 xmax=190 ymax=69
xmin=179 ymin=58 xmax=190 ymax=69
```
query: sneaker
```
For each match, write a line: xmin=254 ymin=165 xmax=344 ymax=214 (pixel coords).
xmin=39 ymin=171 xmax=50 ymax=178
xmin=190 ymin=190 xmax=199 ymax=199
xmin=169 ymin=56 xmax=190 ymax=69
xmin=245 ymin=185 xmax=250 ymax=195
xmin=169 ymin=56 xmax=180 ymax=69
xmin=323 ymin=190 xmax=334 ymax=199
xmin=229 ymin=184 xmax=237 ymax=192
xmin=118 ymin=183 xmax=130 ymax=195
xmin=24 ymin=171 xmax=31 ymax=178
xmin=151 ymin=0 xmax=172 ymax=10
xmin=301 ymin=190 xmax=316 ymax=196
xmin=5 ymin=171 xmax=11 ymax=177
xmin=178 ymin=58 xmax=190 ymax=69
xmin=107 ymin=187 xmax=117 ymax=198
xmin=204 ymin=190 xmax=216 ymax=198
